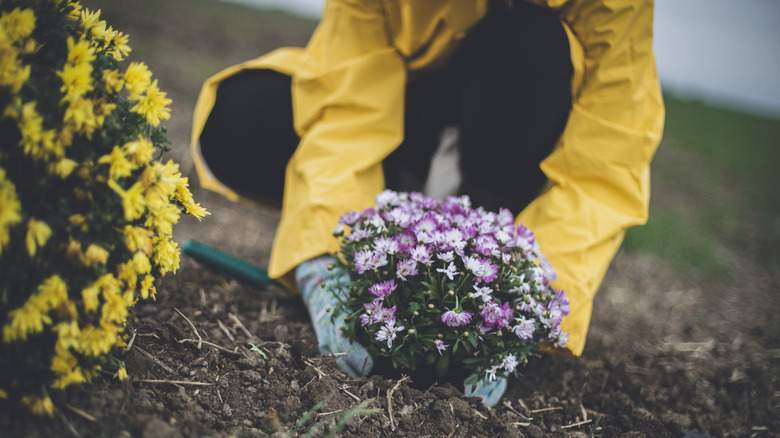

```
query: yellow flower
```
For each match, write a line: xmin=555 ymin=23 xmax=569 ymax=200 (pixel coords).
xmin=139 ymin=274 xmax=155 ymax=299
xmin=49 ymin=157 xmax=78 ymax=178
xmin=153 ymin=236 xmax=180 ymax=275
xmin=117 ymin=260 xmax=138 ymax=291
xmin=108 ymin=179 xmax=146 ymax=221
xmin=123 ymin=61 xmax=151 ymax=99
xmin=0 ymin=168 xmax=22 ymax=254
xmin=0 ymin=388 xmax=7 ymax=399
xmin=102 ymin=68 xmax=124 ymax=93
xmin=65 ymin=1 xmax=82 ymax=21
xmin=21 ymin=394 xmax=55 ymax=417
xmin=114 ymin=366 xmax=128 ymax=381
xmin=79 ymin=8 xmax=102 ymax=38
xmin=65 ymin=36 xmax=96 ymax=69
xmin=145 ymin=194 xmax=180 ymax=236
xmin=123 ymin=225 xmax=153 ymax=254
xmin=131 ymin=79 xmax=172 ymax=127
xmin=98 ymin=145 xmax=134 ymax=180
xmin=63 ymin=97 xmax=99 ymax=138
xmin=0 ymin=7 xmax=36 ymax=43
xmin=25 ymin=218 xmax=52 ymax=257
xmin=107 ymin=28 xmax=131 ymax=61
xmin=132 ymin=251 xmax=151 ymax=275
xmin=68 ymin=214 xmax=88 ymax=232
xmin=82 ymin=244 xmax=109 ymax=266
xmin=175 ymin=179 xmax=209 ymax=220
xmin=2 ymin=299 xmax=52 ymax=342
xmin=122 ymin=136 xmax=153 ymax=166
xmin=76 ymin=324 xmax=116 ymax=357
xmin=81 ymin=284 xmax=100 ymax=312
xmin=59 ymin=61 xmax=93 ymax=102
xmin=36 ymin=275 xmax=68 ymax=311
xmin=19 ymin=101 xmax=45 ymax=159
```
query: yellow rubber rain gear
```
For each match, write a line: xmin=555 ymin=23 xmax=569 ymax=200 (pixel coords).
xmin=190 ymin=0 xmax=665 ymax=356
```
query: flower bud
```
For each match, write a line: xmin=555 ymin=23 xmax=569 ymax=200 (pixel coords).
xmin=462 ymin=331 xmax=469 ymax=337
xmin=427 ymin=304 xmax=434 ymax=309
xmin=408 ymin=329 xmax=416 ymax=335
xmin=437 ymin=333 xmax=443 ymax=338
xmin=497 ymin=330 xmax=503 ymax=337
xmin=327 ymin=264 xmax=334 ymax=270
xmin=467 ymin=292 xmax=473 ymax=298
xmin=426 ymin=290 xmax=432 ymax=295
xmin=413 ymin=311 xmax=419 ymax=316
xmin=448 ymin=290 xmax=454 ymax=296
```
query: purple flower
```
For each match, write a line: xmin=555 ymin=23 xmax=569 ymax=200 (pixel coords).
xmin=463 ymin=255 xmax=498 ymax=283
xmin=480 ymin=301 xmax=513 ymax=330
xmin=441 ymin=308 xmax=474 ymax=327
xmin=371 ymin=303 xmax=397 ymax=324
xmin=511 ymin=316 xmax=535 ymax=340
xmin=354 ymin=249 xmax=374 ymax=274
xmin=340 ymin=210 xmax=362 ymax=226
xmin=471 ymin=285 xmax=493 ymax=302
xmin=375 ymin=319 xmax=405 ymax=348
xmin=501 ymin=354 xmax=518 ymax=373
xmin=373 ymin=236 xmax=400 ymax=255
xmin=369 ymin=280 xmax=397 ymax=298
xmin=475 ymin=234 xmax=499 ymax=257
xmin=436 ymin=262 xmax=458 ymax=281
xmin=410 ymin=245 xmax=432 ymax=265
xmin=434 ymin=339 xmax=449 ymax=355
xmin=437 ymin=250 xmax=455 ymax=263
xmin=396 ymin=258 xmax=418 ymax=281
xmin=515 ymin=224 xmax=535 ymax=252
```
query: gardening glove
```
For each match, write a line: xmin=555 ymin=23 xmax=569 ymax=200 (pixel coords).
xmin=464 ymin=374 xmax=508 ymax=408
xmin=296 ymin=254 xmax=374 ymax=378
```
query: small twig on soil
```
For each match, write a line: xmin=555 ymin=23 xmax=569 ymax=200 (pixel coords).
xmin=177 ymin=338 xmax=241 ymax=356
xmin=561 ymin=419 xmax=592 ymax=429
xmin=216 ymin=387 xmax=223 ymax=404
xmin=65 ymin=404 xmax=96 ymax=422
xmin=303 ymin=358 xmax=328 ymax=379
xmin=124 ymin=329 xmax=137 ymax=353
xmin=228 ymin=312 xmax=254 ymax=339
xmin=473 ymin=409 xmax=488 ymax=420
xmin=199 ymin=288 xmax=207 ymax=307
xmin=341 ymin=385 xmax=361 ymax=402
xmin=512 ymin=422 xmax=531 ymax=427
xmin=134 ymin=346 xmax=175 ymax=374
xmin=135 ymin=379 xmax=212 ymax=386
xmin=387 ymin=375 xmax=410 ymax=431
xmin=317 ymin=409 xmax=344 ymax=417
xmin=175 ymin=307 xmax=202 ymax=349
xmin=516 ymin=398 xmax=529 ymax=410
xmin=503 ymin=400 xmax=530 ymax=420
xmin=529 ymin=406 xmax=563 ymax=414
xmin=57 ymin=409 xmax=82 ymax=438
xmin=217 ymin=319 xmax=236 ymax=342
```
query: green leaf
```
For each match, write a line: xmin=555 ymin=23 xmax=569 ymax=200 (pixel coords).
xmin=436 ymin=354 xmax=450 ymax=376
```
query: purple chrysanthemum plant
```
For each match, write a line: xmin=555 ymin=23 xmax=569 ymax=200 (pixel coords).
xmin=327 ymin=190 xmax=569 ymax=387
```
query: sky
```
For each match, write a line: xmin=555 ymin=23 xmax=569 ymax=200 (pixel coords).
xmin=222 ymin=0 xmax=780 ymax=118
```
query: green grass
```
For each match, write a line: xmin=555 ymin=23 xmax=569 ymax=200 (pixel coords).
xmin=623 ymin=92 xmax=780 ymax=277
xmin=662 ymin=94 xmax=780 ymax=209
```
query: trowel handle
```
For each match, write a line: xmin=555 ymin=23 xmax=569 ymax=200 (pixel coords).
xmin=182 ymin=239 xmax=269 ymax=289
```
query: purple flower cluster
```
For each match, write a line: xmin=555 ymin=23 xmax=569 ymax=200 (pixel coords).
xmin=331 ymin=190 xmax=569 ymax=380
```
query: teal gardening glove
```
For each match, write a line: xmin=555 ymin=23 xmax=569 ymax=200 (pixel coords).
xmin=296 ymin=254 xmax=507 ymax=407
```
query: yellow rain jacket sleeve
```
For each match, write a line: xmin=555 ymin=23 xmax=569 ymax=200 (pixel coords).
xmin=518 ymin=0 xmax=665 ymax=355
xmin=190 ymin=0 xmax=665 ymax=357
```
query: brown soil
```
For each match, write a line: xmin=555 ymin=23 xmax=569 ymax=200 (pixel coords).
xmin=1 ymin=1 xmax=778 ymax=437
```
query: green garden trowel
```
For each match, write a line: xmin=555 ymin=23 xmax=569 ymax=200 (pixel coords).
xmin=181 ymin=239 xmax=270 ymax=289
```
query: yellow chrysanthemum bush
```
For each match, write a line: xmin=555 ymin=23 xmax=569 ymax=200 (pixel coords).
xmin=0 ymin=0 xmax=207 ymax=416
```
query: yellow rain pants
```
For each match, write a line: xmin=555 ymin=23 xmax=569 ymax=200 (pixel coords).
xmin=190 ymin=0 xmax=665 ymax=356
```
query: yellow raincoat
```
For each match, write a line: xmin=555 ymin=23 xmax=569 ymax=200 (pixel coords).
xmin=190 ymin=0 xmax=665 ymax=356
